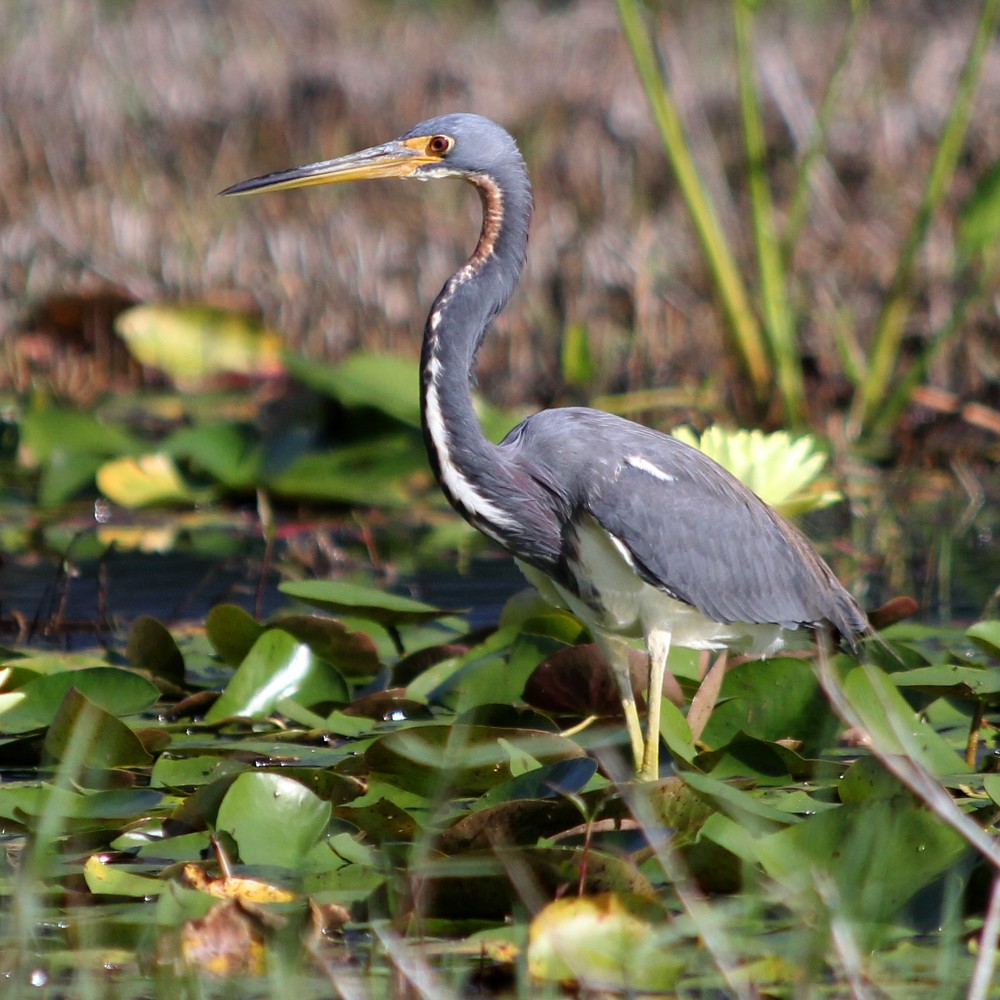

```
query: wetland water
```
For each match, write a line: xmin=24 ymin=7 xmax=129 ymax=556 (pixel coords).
xmin=1 ymin=470 xmax=997 ymax=649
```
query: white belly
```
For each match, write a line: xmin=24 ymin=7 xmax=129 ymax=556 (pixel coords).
xmin=516 ymin=515 xmax=790 ymax=656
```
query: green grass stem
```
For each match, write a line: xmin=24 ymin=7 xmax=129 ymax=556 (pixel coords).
xmin=618 ymin=0 xmax=773 ymax=403
xmin=733 ymin=1 xmax=804 ymax=424
xmin=851 ymin=0 xmax=1000 ymax=436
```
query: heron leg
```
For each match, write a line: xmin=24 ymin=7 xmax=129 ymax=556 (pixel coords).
xmin=595 ymin=632 xmax=644 ymax=772
xmin=640 ymin=627 xmax=672 ymax=782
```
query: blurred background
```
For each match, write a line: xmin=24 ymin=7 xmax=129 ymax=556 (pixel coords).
xmin=1 ymin=0 xmax=997 ymax=417
xmin=1 ymin=0 xmax=999 ymax=628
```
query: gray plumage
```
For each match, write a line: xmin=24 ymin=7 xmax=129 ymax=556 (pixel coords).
xmin=223 ymin=112 xmax=869 ymax=778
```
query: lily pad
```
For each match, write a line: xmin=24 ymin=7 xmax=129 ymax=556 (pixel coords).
xmin=528 ymin=893 xmax=684 ymax=992
xmin=279 ymin=579 xmax=451 ymax=626
xmin=205 ymin=629 xmax=350 ymax=722
xmin=42 ymin=687 xmax=152 ymax=774
xmin=283 ymin=351 xmax=421 ymax=428
xmin=126 ymin=615 xmax=185 ymax=686
xmin=364 ymin=724 xmax=584 ymax=798
xmin=215 ymin=772 xmax=332 ymax=870
xmin=96 ymin=453 xmax=195 ymax=508
xmin=115 ymin=303 xmax=284 ymax=385
xmin=0 ymin=667 xmax=160 ymax=734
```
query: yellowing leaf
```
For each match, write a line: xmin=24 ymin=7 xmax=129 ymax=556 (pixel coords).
xmin=179 ymin=899 xmax=267 ymax=977
xmin=528 ymin=893 xmax=684 ymax=991
xmin=181 ymin=863 xmax=298 ymax=903
xmin=96 ymin=453 xmax=193 ymax=508
xmin=115 ymin=304 xmax=284 ymax=387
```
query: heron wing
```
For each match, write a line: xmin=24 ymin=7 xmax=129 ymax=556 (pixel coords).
xmin=505 ymin=408 xmax=861 ymax=632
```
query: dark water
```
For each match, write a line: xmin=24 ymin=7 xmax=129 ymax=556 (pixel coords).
xmin=1 ymin=473 xmax=997 ymax=649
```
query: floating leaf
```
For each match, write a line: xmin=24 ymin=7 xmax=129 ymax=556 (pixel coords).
xmin=180 ymin=863 xmax=298 ymax=903
xmin=205 ymin=629 xmax=350 ymax=722
xmin=839 ymin=662 xmax=969 ymax=778
xmin=266 ymin=614 xmax=380 ymax=677
xmin=97 ymin=453 xmax=194 ymax=508
xmin=19 ymin=407 xmax=139 ymax=466
xmin=528 ymin=894 xmax=684 ymax=992
xmin=126 ymin=615 xmax=185 ymax=685
xmin=283 ymin=351 xmax=421 ymax=427
xmin=115 ymin=304 xmax=284 ymax=386
xmin=0 ymin=667 xmax=160 ymax=734
xmin=266 ymin=434 xmax=423 ymax=505
xmin=364 ymin=724 xmax=583 ymax=798
xmin=476 ymin=757 xmax=598 ymax=809
xmin=754 ymin=796 xmax=968 ymax=928
xmin=178 ymin=899 xmax=268 ymax=977
xmin=205 ymin=604 xmax=265 ymax=667
xmin=892 ymin=663 xmax=1000 ymax=701
xmin=967 ymin=620 xmax=1000 ymax=660
xmin=279 ymin=579 xmax=451 ymax=626
xmin=215 ymin=772 xmax=332 ymax=870
xmin=164 ymin=422 xmax=261 ymax=489
xmin=84 ymin=854 xmax=165 ymax=897
xmin=41 ymin=688 xmax=152 ymax=784
xmin=699 ymin=657 xmax=834 ymax=754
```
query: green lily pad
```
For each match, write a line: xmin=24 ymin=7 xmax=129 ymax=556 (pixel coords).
xmin=215 ymin=772 xmax=332 ymax=870
xmin=279 ymin=579 xmax=451 ymax=626
xmin=283 ymin=351 xmax=421 ymax=428
xmin=0 ymin=667 xmax=160 ymax=734
xmin=205 ymin=629 xmax=350 ymax=722
xmin=699 ymin=657 xmax=835 ymax=754
xmin=205 ymin=604 xmax=265 ymax=667
xmin=839 ymin=662 xmax=969 ymax=778
xmin=754 ymin=795 xmax=968 ymax=929
xmin=266 ymin=614 xmax=380 ymax=677
xmin=892 ymin=663 xmax=1000 ymax=701
xmin=164 ymin=422 xmax=262 ymax=490
xmin=967 ymin=620 xmax=1000 ymax=660
xmin=126 ymin=615 xmax=185 ymax=686
xmin=42 ymin=687 xmax=152 ymax=774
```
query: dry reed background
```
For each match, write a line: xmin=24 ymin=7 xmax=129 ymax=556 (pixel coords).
xmin=1 ymin=0 xmax=998 ymax=428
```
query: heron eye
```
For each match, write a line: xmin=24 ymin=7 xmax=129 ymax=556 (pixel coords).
xmin=428 ymin=135 xmax=453 ymax=156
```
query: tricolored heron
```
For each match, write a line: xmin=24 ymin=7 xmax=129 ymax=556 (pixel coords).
xmin=223 ymin=113 xmax=868 ymax=781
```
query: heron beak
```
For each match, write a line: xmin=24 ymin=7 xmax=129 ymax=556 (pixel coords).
xmin=219 ymin=137 xmax=442 ymax=197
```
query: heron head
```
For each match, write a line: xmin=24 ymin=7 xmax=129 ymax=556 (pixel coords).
xmin=220 ymin=113 xmax=524 ymax=197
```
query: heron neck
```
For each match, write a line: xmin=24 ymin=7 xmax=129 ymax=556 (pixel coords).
xmin=419 ymin=169 xmax=531 ymax=530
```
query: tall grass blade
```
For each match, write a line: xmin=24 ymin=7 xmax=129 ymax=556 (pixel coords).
xmin=851 ymin=0 xmax=1000 ymax=436
xmin=733 ymin=1 xmax=804 ymax=424
xmin=618 ymin=0 xmax=772 ymax=402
